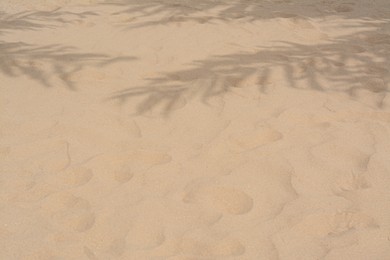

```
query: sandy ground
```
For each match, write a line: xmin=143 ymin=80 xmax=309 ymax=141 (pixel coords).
xmin=1 ymin=0 xmax=390 ymax=259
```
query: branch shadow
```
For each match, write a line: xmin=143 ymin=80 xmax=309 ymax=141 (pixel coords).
xmin=0 ymin=8 xmax=98 ymax=34
xmin=108 ymin=19 xmax=390 ymax=114
xmin=104 ymin=0 xmax=390 ymax=29
xmin=0 ymin=41 xmax=137 ymax=89
xmin=0 ymin=8 xmax=136 ymax=89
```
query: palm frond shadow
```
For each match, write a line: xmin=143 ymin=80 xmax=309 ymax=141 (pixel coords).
xmin=0 ymin=41 xmax=136 ymax=89
xmin=108 ymin=26 xmax=390 ymax=114
xmin=0 ymin=8 xmax=97 ymax=34
xmin=104 ymin=0 xmax=390 ymax=29
xmin=0 ymin=9 xmax=135 ymax=89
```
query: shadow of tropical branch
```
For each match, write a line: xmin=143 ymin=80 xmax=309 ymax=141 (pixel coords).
xmin=104 ymin=0 xmax=390 ymax=29
xmin=0 ymin=8 xmax=135 ymax=89
xmin=0 ymin=41 xmax=136 ymax=89
xmin=0 ymin=8 xmax=97 ymax=34
xmin=108 ymin=24 xmax=390 ymax=113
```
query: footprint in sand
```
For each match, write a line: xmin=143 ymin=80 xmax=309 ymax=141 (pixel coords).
xmin=311 ymin=142 xmax=370 ymax=173
xmin=41 ymin=192 xmax=95 ymax=232
xmin=295 ymin=211 xmax=378 ymax=237
xmin=108 ymin=238 xmax=127 ymax=257
xmin=73 ymin=212 xmax=96 ymax=232
xmin=114 ymin=165 xmax=134 ymax=183
xmin=84 ymin=246 xmax=98 ymax=260
xmin=183 ymin=186 xmax=253 ymax=215
xmin=333 ymin=170 xmax=370 ymax=194
xmin=209 ymin=187 xmax=253 ymax=215
xmin=89 ymin=150 xmax=171 ymax=176
xmin=117 ymin=119 xmax=142 ymax=138
xmin=228 ymin=127 xmax=282 ymax=152
xmin=11 ymin=139 xmax=70 ymax=173
xmin=127 ymin=220 xmax=165 ymax=250
xmin=59 ymin=166 xmax=94 ymax=187
xmin=180 ymin=229 xmax=245 ymax=257
xmin=130 ymin=150 xmax=172 ymax=166
xmin=12 ymin=182 xmax=56 ymax=203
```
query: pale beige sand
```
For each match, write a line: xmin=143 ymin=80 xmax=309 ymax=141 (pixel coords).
xmin=1 ymin=0 xmax=390 ymax=259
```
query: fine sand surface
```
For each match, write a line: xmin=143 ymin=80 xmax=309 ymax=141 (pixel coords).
xmin=1 ymin=0 xmax=390 ymax=259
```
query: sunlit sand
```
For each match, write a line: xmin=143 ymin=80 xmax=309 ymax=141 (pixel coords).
xmin=1 ymin=0 xmax=390 ymax=259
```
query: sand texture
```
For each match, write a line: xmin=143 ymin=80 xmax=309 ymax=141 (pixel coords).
xmin=1 ymin=0 xmax=390 ymax=259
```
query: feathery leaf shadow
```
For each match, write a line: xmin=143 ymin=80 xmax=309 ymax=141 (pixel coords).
xmin=0 ymin=8 xmax=135 ymax=89
xmin=108 ymin=18 xmax=390 ymax=113
xmin=104 ymin=0 xmax=390 ymax=29
xmin=0 ymin=8 xmax=97 ymax=34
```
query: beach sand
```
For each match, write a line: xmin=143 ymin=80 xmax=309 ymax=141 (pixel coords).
xmin=1 ymin=0 xmax=390 ymax=259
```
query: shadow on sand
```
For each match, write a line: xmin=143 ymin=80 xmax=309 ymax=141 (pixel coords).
xmin=108 ymin=29 xmax=389 ymax=114
xmin=0 ymin=8 xmax=135 ymax=89
xmin=104 ymin=0 xmax=389 ymax=29
xmin=105 ymin=0 xmax=390 ymax=114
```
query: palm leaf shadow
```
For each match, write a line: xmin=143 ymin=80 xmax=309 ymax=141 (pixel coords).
xmin=0 ymin=8 xmax=135 ymax=89
xmin=108 ymin=25 xmax=389 ymax=114
xmin=104 ymin=0 xmax=390 ymax=29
